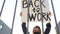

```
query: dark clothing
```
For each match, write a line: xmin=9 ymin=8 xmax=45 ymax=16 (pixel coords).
xmin=22 ymin=22 xmax=51 ymax=34
xmin=44 ymin=23 xmax=51 ymax=34
xmin=22 ymin=23 xmax=27 ymax=34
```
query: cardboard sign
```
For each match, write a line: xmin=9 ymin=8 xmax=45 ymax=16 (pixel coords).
xmin=21 ymin=0 xmax=50 ymax=22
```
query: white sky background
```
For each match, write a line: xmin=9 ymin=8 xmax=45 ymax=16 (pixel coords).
xmin=0 ymin=0 xmax=60 ymax=34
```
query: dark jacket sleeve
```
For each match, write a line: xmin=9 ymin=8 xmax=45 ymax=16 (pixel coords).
xmin=22 ymin=22 xmax=29 ymax=34
xmin=22 ymin=23 xmax=27 ymax=34
xmin=44 ymin=23 xmax=51 ymax=34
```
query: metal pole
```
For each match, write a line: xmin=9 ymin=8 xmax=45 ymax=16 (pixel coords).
xmin=11 ymin=0 xmax=18 ymax=34
xmin=51 ymin=0 xmax=59 ymax=34
xmin=0 ymin=0 xmax=6 ymax=17
xmin=40 ymin=0 xmax=44 ymax=34
xmin=27 ymin=0 xmax=30 ymax=34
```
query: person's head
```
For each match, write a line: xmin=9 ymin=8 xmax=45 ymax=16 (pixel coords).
xmin=33 ymin=26 xmax=41 ymax=34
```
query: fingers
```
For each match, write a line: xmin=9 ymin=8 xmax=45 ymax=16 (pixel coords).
xmin=20 ymin=12 xmax=22 ymax=16
xmin=48 ymin=11 xmax=52 ymax=16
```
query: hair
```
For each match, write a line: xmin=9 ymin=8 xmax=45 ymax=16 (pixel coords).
xmin=33 ymin=26 xmax=41 ymax=34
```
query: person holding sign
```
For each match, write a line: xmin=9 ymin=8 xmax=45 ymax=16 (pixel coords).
xmin=20 ymin=11 xmax=51 ymax=34
xmin=20 ymin=0 xmax=51 ymax=34
xmin=21 ymin=22 xmax=51 ymax=34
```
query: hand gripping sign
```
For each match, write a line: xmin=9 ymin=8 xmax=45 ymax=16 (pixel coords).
xmin=21 ymin=0 xmax=51 ymax=22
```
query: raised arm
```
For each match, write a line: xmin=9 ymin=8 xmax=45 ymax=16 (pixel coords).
xmin=44 ymin=22 xmax=51 ymax=34
xmin=21 ymin=22 xmax=30 ymax=34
